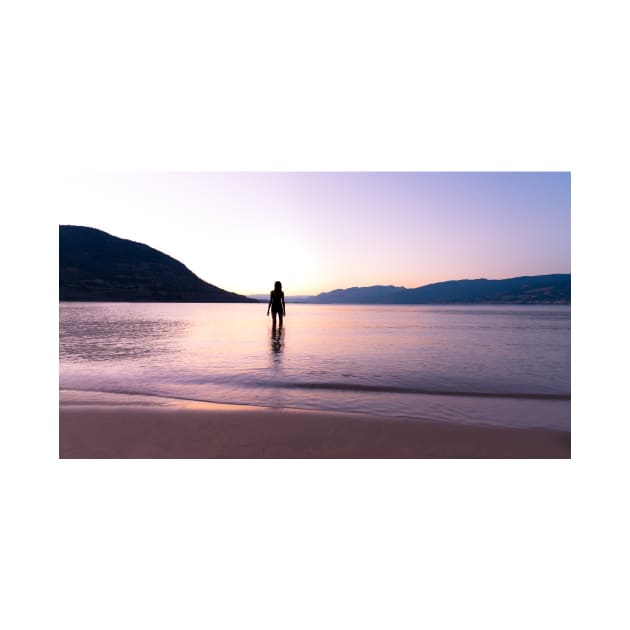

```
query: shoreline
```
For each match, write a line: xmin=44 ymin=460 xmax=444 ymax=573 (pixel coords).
xmin=59 ymin=391 xmax=570 ymax=459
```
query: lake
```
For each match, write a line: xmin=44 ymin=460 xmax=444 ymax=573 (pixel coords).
xmin=59 ymin=303 xmax=570 ymax=431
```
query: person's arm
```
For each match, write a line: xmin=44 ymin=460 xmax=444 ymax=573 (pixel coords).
xmin=267 ymin=292 xmax=272 ymax=316
xmin=282 ymin=292 xmax=286 ymax=316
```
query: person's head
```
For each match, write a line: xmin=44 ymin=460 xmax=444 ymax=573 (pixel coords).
xmin=274 ymin=281 xmax=282 ymax=291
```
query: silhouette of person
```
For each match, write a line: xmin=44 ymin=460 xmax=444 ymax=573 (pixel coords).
xmin=267 ymin=280 xmax=286 ymax=328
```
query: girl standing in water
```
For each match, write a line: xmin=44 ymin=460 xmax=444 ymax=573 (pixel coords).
xmin=267 ymin=281 xmax=286 ymax=328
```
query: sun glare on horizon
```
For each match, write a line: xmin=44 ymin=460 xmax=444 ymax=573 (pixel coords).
xmin=61 ymin=172 xmax=570 ymax=297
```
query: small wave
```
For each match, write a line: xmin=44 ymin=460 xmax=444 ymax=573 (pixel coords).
xmin=269 ymin=381 xmax=570 ymax=401
xmin=60 ymin=381 xmax=570 ymax=404
xmin=60 ymin=387 xmax=263 ymax=409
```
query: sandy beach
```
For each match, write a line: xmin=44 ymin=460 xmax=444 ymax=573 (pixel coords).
xmin=59 ymin=391 xmax=570 ymax=459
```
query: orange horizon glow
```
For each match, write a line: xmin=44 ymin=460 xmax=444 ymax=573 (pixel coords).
xmin=61 ymin=172 xmax=570 ymax=297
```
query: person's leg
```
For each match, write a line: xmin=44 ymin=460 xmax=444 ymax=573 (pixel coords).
xmin=272 ymin=311 xmax=277 ymax=328
xmin=278 ymin=312 xmax=283 ymax=328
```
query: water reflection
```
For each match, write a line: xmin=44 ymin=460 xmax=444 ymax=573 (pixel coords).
xmin=270 ymin=325 xmax=284 ymax=357
xmin=269 ymin=325 xmax=286 ymax=408
xmin=59 ymin=305 xmax=188 ymax=362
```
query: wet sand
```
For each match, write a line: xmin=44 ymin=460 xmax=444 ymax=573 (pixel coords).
xmin=59 ymin=391 xmax=570 ymax=459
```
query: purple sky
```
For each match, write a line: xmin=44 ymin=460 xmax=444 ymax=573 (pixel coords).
xmin=63 ymin=172 xmax=570 ymax=295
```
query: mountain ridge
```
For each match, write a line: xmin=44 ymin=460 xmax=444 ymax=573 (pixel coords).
xmin=305 ymin=274 xmax=570 ymax=304
xmin=60 ymin=226 xmax=570 ymax=304
xmin=59 ymin=225 xmax=257 ymax=302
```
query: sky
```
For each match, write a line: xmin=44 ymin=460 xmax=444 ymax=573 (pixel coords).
xmin=61 ymin=172 xmax=570 ymax=296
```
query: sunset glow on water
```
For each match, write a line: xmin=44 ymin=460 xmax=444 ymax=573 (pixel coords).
xmin=60 ymin=302 xmax=570 ymax=430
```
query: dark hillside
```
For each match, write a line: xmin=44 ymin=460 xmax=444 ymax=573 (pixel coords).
xmin=59 ymin=226 xmax=256 ymax=302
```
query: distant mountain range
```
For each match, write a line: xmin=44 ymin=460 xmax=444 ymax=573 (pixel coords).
xmin=305 ymin=275 xmax=570 ymax=304
xmin=59 ymin=226 xmax=256 ymax=302
xmin=60 ymin=225 xmax=569 ymax=304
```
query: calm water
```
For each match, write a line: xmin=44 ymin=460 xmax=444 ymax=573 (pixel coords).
xmin=59 ymin=303 xmax=570 ymax=430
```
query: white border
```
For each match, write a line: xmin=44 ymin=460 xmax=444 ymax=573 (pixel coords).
xmin=5 ymin=1 xmax=628 ymax=629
